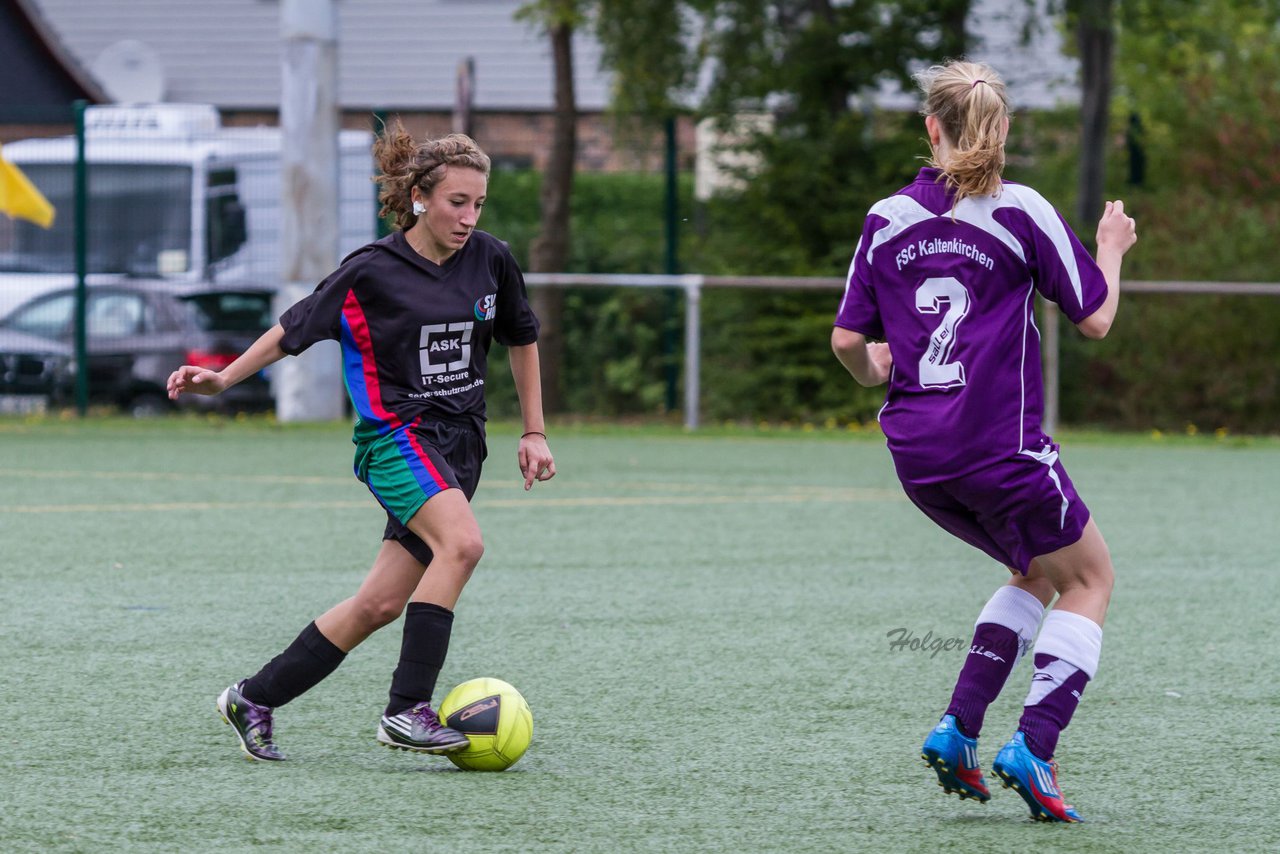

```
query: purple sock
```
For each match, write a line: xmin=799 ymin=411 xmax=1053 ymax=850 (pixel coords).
xmin=1017 ymin=610 xmax=1103 ymax=760
xmin=1018 ymin=653 xmax=1091 ymax=760
xmin=943 ymin=585 xmax=1045 ymax=738
xmin=946 ymin=622 xmax=1022 ymax=737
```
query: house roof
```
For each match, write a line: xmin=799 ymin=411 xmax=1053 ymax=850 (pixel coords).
xmin=1 ymin=0 xmax=107 ymax=107
xmin=21 ymin=0 xmax=1077 ymax=114
xmin=24 ymin=0 xmax=612 ymax=112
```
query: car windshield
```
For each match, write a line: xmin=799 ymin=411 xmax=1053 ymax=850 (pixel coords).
xmin=181 ymin=291 xmax=272 ymax=332
xmin=0 ymin=164 xmax=192 ymax=275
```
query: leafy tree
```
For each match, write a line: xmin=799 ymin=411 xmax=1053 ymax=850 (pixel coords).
xmin=517 ymin=1 xmax=586 ymax=412
xmin=592 ymin=1 xmax=971 ymax=274
xmin=1057 ymin=0 xmax=1280 ymax=431
xmin=1070 ymin=0 xmax=1115 ymax=238
xmin=1115 ymin=0 xmax=1280 ymax=201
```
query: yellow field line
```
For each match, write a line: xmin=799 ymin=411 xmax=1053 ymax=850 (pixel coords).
xmin=0 ymin=467 xmax=898 ymax=498
xmin=0 ymin=500 xmax=370 ymax=513
xmin=1 ymin=488 xmax=901 ymax=514
xmin=0 ymin=470 xmax=813 ymax=493
xmin=0 ymin=468 xmax=349 ymax=485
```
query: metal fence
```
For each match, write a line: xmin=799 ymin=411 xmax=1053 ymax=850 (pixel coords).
xmin=524 ymin=273 xmax=1280 ymax=431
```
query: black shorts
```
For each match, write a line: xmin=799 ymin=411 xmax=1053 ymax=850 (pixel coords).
xmin=381 ymin=420 xmax=486 ymax=566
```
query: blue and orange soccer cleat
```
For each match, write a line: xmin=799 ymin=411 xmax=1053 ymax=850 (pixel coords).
xmin=992 ymin=732 xmax=1084 ymax=822
xmin=921 ymin=714 xmax=991 ymax=802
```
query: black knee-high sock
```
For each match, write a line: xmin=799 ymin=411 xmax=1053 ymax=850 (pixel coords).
xmin=240 ymin=621 xmax=347 ymax=708
xmin=385 ymin=602 xmax=454 ymax=716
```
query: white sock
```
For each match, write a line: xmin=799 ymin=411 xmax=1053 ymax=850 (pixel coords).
xmin=1024 ymin=609 xmax=1102 ymax=706
xmin=975 ymin=585 xmax=1046 ymax=668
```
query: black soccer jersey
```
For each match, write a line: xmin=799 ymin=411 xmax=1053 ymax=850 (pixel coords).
xmin=279 ymin=229 xmax=539 ymax=442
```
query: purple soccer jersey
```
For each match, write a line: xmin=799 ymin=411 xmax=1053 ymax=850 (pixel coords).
xmin=835 ymin=168 xmax=1109 ymax=483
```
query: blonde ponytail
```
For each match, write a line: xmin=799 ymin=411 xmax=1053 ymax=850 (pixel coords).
xmin=914 ymin=61 xmax=1010 ymax=204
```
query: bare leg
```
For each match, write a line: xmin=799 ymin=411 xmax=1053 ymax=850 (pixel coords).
xmin=315 ymin=539 xmax=427 ymax=651
xmin=377 ymin=488 xmax=485 ymax=735
xmin=232 ymin=541 xmax=425 ymax=722
xmin=1029 ymin=518 xmax=1114 ymax=625
xmin=1007 ymin=562 xmax=1056 ymax=608
xmin=402 ymin=488 xmax=485 ymax=609
xmin=1001 ymin=516 xmax=1114 ymax=782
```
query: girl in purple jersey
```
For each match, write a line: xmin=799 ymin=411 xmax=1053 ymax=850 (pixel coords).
xmin=168 ymin=124 xmax=556 ymax=762
xmin=832 ymin=60 xmax=1136 ymax=822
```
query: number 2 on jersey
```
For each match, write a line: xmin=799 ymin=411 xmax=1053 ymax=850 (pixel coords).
xmin=915 ymin=276 xmax=970 ymax=389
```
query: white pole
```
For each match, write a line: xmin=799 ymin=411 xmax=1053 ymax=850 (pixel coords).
xmin=275 ymin=0 xmax=345 ymax=421
xmin=683 ymin=279 xmax=701 ymax=430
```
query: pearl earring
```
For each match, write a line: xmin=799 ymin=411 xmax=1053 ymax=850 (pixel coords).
xmin=412 ymin=200 xmax=426 ymax=215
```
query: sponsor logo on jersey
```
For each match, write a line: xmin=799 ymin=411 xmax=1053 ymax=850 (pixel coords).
xmin=474 ymin=294 xmax=497 ymax=321
xmin=420 ymin=321 xmax=473 ymax=378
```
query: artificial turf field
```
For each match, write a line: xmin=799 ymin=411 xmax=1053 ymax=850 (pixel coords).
xmin=1 ymin=417 xmax=1277 ymax=852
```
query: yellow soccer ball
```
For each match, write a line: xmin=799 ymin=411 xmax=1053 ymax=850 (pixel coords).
xmin=438 ymin=677 xmax=533 ymax=771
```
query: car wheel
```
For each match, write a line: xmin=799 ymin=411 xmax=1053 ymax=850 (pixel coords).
xmin=127 ymin=392 xmax=173 ymax=418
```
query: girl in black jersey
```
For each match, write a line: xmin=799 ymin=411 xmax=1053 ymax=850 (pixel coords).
xmin=168 ymin=123 xmax=555 ymax=761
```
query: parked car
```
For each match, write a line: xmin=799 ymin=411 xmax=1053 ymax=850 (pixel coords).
xmin=0 ymin=328 xmax=74 ymax=414
xmin=0 ymin=281 xmax=275 ymax=416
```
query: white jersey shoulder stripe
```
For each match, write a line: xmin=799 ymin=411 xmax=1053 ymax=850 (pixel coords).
xmin=950 ymin=193 xmax=1027 ymax=263
xmin=862 ymin=184 xmax=1083 ymax=307
xmin=864 ymin=194 xmax=936 ymax=264
xmin=964 ymin=184 xmax=1084 ymax=306
xmin=866 ymin=191 xmax=1029 ymax=268
xmin=838 ymin=194 xmax=932 ymax=319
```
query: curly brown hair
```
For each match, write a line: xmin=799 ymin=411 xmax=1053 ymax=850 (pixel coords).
xmin=914 ymin=60 xmax=1010 ymax=205
xmin=372 ymin=119 xmax=491 ymax=230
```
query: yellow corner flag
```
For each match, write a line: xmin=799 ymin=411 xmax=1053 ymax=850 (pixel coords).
xmin=0 ymin=143 xmax=56 ymax=229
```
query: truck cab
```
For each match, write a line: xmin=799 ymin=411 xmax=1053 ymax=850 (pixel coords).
xmin=0 ymin=103 xmax=377 ymax=319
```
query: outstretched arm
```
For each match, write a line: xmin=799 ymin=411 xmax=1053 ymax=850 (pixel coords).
xmin=167 ymin=324 xmax=288 ymax=399
xmin=508 ymin=342 xmax=556 ymax=490
xmin=1077 ymin=200 xmax=1138 ymax=340
xmin=832 ymin=327 xmax=893 ymax=387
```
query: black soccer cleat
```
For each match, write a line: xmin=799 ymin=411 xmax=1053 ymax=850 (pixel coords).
xmin=216 ymin=681 xmax=285 ymax=762
xmin=377 ymin=702 xmax=470 ymax=754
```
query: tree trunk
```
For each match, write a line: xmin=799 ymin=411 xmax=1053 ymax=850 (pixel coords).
xmin=1076 ymin=0 xmax=1114 ymax=243
xmin=807 ymin=0 xmax=849 ymax=121
xmin=938 ymin=0 xmax=970 ymax=58
xmin=528 ymin=17 xmax=576 ymax=414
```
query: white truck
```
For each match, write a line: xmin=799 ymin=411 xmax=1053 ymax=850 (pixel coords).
xmin=0 ymin=103 xmax=378 ymax=319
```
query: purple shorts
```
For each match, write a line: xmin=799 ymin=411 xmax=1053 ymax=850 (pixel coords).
xmin=899 ymin=445 xmax=1090 ymax=573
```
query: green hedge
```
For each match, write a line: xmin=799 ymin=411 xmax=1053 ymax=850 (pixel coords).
xmin=478 ymin=118 xmax=1280 ymax=433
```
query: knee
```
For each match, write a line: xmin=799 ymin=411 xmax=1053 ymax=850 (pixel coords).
xmin=1057 ymin=557 xmax=1115 ymax=599
xmin=439 ymin=531 xmax=485 ymax=571
xmin=1092 ymin=560 xmax=1116 ymax=595
xmin=458 ymin=533 xmax=485 ymax=569
xmin=352 ymin=595 xmax=405 ymax=631
xmin=1011 ymin=571 xmax=1056 ymax=606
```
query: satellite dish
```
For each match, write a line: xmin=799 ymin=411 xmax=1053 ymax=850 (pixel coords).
xmin=92 ymin=40 xmax=166 ymax=104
